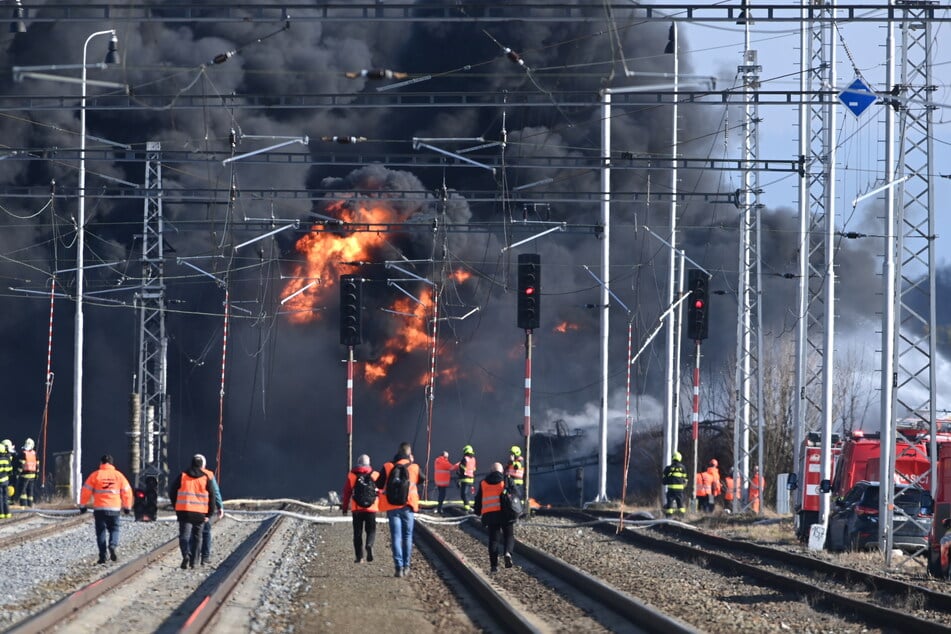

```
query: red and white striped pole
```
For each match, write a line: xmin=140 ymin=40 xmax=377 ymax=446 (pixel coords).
xmin=523 ymin=329 xmax=533 ymax=507
xmin=40 ymin=277 xmax=56 ymax=489
xmin=215 ymin=288 xmax=230 ymax=482
xmin=691 ymin=339 xmax=701 ymax=509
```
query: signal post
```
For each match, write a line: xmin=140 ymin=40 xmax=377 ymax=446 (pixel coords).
xmin=517 ymin=254 xmax=540 ymax=509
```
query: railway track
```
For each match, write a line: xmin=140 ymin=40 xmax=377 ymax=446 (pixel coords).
xmin=0 ymin=513 xmax=86 ymax=550
xmin=4 ymin=515 xmax=278 ymax=633
xmin=544 ymin=509 xmax=951 ymax=633
xmin=419 ymin=510 xmax=696 ymax=633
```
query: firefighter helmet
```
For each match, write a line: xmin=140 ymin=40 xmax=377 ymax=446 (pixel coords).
xmin=24 ymin=438 xmax=34 ymax=450
xmin=672 ymin=451 xmax=682 ymax=462
xmin=463 ymin=445 xmax=473 ymax=454
xmin=510 ymin=445 xmax=522 ymax=457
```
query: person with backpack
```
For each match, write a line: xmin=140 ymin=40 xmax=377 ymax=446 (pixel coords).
xmin=474 ymin=462 xmax=517 ymax=573
xmin=376 ymin=442 xmax=424 ymax=578
xmin=341 ymin=454 xmax=380 ymax=564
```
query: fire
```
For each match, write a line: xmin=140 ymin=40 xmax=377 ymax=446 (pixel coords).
xmin=554 ymin=321 xmax=580 ymax=333
xmin=279 ymin=200 xmax=396 ymax=323
xmin=281 ymin=197 xmax=471 ymax=403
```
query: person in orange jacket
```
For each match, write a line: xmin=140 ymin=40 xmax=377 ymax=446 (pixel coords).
xmin=749 ymin=464 xmax=764 ymax=514
xmin=457 ymin=445 xmax=477 ymax=511
xmin=706 ymin=459 xmax=722 ymax=511
xmin=695 ymin=470 xmax=712 ymax=512
xmin=474 ymin=462 xmax=517 ymax=572
xmin=341 ymin=453 xmax=380 ymax=563
xmin=376 ymin=442 xmax=424 ymax=577
xmin=169 ymin=455 xmax=220 ymax=570
xmin=433 ymin=450 xmax=453 ymax=515
xmin=78 ymin=454 xmax=134 ymax=565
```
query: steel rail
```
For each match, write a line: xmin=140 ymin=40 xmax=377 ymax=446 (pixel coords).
xmin=178 ymin=516 xmax=282 ymax=633
xmin=13 ymin=3 xmax=950 ymax=24
xmin=4 ymin=532 xmax=181 ymax=634
xmin=0 ymin=515 xmax=87 ymax=550
xmin=413 ymin=519 xmax=540 ymax=634
xmin=551 ymin=510 xmax=951 ymax=634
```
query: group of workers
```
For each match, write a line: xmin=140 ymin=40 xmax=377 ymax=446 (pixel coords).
xmin=76 ymin=452 xmax=223 ymax=568
xmin=663 ymin=452 xmax=764 ymax=516
xmin=0 ymin=437 xmax=40 ymax=518
xmin=341 ymin=442 xmax=524 ymax=577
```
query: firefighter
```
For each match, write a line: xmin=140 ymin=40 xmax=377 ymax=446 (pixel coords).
xmin=0 ymin=441 xmax=11 ymax=519
xmin=16 ymin=438 xmax=38 ymax=507
xmin=749 ymin=464 xmax=763 ymax=514
xmin=662 ymin=451 xmax=688 ymax=517
xmin=505 ymin=445 xmax=525 ymax=501
xmin=457 ymin=445 xmax=477 ymax=511
xmin=3 ymin=439 xmax=16 ymax=503
xmin=433 ymin=450 xmax=453 ymax=514
xmin=78 ymin=454 xmax=134 ymax=564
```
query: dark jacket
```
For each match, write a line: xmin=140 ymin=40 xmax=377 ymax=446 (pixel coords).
xmin=169 ymin=464 xmax=220 ymax=522
xmin=474 ymin=470 xmax=513 ymax=523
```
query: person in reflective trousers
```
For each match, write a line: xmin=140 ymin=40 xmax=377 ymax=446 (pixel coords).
xmin=0 ymin=442 xmax=11 ymax=519
xmin=474 ymin=462 xmax=516 ymax=573
xmin=505 ymin=445 xmax=525 ymax=501
xmin=340 ymin=453 xmax=379 ymax=563
xmin=376 ymin=442 xmax=424 ymax=578
xmin=433 ymin=450 xmax=453 ymax=515
xmin=78 ymin=454 xmax=134 ymax=564
xmin=170 ymin=454 xmax=220 ymax=570
xmin=662 ymin=451 xmax=688 ymax=517
xmin=457 ymin=445 xmax=477 ymax=511
xmin=16 ymin=438 xmax=39 ymax=507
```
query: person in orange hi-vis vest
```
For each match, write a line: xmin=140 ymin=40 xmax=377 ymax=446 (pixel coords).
xmin=169 ymin=455 xmax=220 ymax=570
xmin=78 ymin=454 xmax=134 ymax=565
xmin=695 ymin=471 xmax=710 ymax=512
xmin=749 ymin=464 xmax=764 ymax=514
xmin=474 ymin=462 xmax=517 ymax=572
xmin=376 ymin=442 xmax=424 ymax=578
xmin=433 ymin=450 xmax=453 ymax=515
xmin=341 ymin=453 xmax=380 ymax=563
xmin=16 ymin=438 xmax=39 ymax=507
xmin=706 ymin=459 xmax=722 ymax=511
xmin=457 ymin=445 xmax=477 ymax=511
xmin=723 ymin=470 xmax=735 ymax=510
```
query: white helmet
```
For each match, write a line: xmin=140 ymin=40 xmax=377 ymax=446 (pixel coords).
xmin=4 ymin=439 xmax=15 ymax=452
xmin=24 ymin=438 xmax=35 ymax=450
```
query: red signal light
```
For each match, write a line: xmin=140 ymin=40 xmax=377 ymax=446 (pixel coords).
xmin=694 ymin=299 xmax=704 ymax=309
xmin=524 ymin=286 xmax=535 ymax=296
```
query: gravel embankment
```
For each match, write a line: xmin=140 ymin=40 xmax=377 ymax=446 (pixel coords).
xmin=518 ymin=516 xmax=884 ymax=634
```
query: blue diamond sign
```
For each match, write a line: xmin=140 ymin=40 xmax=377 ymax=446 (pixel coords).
xmin=838 ymin=78 xmax=876 ymax=118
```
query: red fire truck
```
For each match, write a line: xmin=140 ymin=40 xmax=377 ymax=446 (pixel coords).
xmin=791 ymin=432 xmax=842 ymax=542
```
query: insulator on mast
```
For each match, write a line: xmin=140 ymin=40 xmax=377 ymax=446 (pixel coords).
xmin=344 ymin=69 xmax=408 ymax=80
xmin=504 ymin=48 xmax=526 ymax=67
xmin=321 ymin=136 xmax=367 ymax=144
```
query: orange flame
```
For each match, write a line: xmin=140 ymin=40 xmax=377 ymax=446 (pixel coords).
xmin=451 ymin=268 xmax=472 ymax=283
xmin=554 ymin=321 xmax=580 ymax=333
xmin=280 ymin=200 xmax=397 ymax=323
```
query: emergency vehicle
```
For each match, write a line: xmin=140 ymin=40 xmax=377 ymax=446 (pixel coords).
xmin=790 ymin=432 xmax=842 ymax=542
xmin=928 ymin=441 xmax=951 ymax=577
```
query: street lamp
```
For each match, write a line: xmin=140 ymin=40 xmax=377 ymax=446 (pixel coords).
xmin=75 ymin=29 xmax=120 ymax=503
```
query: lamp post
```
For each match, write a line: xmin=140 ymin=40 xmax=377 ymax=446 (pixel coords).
xmin=73 ymin=29 xmax=120 ymax=502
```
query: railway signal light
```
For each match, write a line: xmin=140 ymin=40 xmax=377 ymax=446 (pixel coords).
xmin=686 ymin=269 xmax=709 ymax=341
xmin=339 ymin=275 xmax=363 ymax=346
xmin=517 ymin=253 xmax=541 ymax=330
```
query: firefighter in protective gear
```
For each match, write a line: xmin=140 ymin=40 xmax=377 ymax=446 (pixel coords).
xmin=749 ymin=464 xmax=763 ymax=513
xmin=16 ymin=438 xmax=38 ymax=507
xmin=169 ymin=454 xmax=220 ymax=570
xmin=505 ymin=445 xmax=525 ymax=500
xmin=457 ymin=445 xmax=477 ymax=511
xmin=433 ymin=450 xmax=453 ymax=514
xmin=662 ymin=451 xmax=688 ymax=516
xmin=0 ymin=441 xmax=12 ymax=519
xmin=78 ymin=454 xmax=134 ymax=564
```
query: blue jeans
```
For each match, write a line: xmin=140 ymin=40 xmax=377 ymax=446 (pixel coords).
xmin=189 ymin=518 xmax=213 ymax=559
xmin=387 ymin=507 xmax=414 ymax=569
xmin=93 ymin=510 xmax=120 ymax=556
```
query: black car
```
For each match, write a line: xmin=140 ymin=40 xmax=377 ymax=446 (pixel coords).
xmin=827 ymin=480 xmax=932 ymax=552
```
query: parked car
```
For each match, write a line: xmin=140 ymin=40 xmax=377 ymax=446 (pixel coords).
xmin=827 ymin=480 xmax=932 ymax=552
